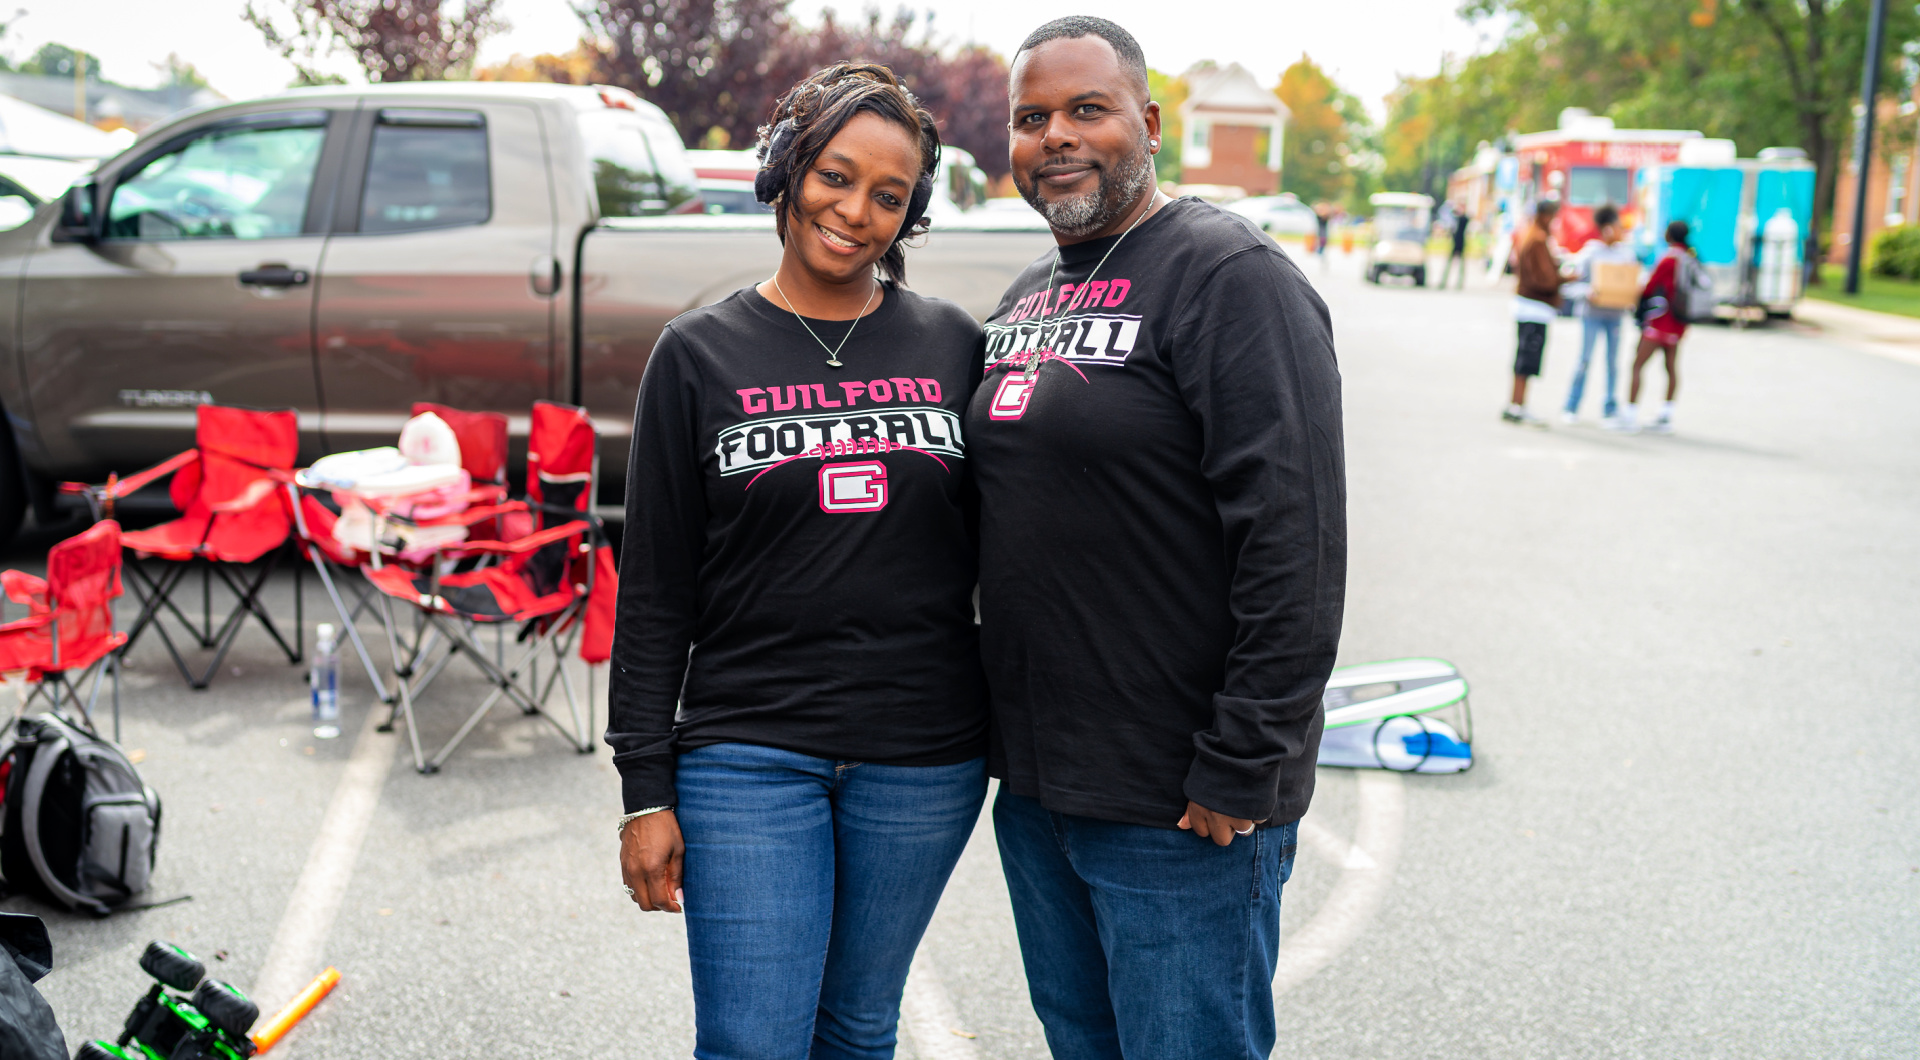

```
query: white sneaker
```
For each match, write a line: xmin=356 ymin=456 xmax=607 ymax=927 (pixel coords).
xmin=1601 ymin=413 xmax=1632 ymax=432
xmin=1646 ymin=414 xmax=1673 ymax=435
xmin=1559 ymin=410 xmax=1578 ymax=426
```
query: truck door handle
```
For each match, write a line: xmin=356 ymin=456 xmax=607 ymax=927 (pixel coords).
xmin=530 ymin=256 xmax=560 ymax=297
xmin=239 ymin=265 xmax=310 ymax=287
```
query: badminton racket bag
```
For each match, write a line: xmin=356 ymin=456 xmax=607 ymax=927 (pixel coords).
xmin=0 ymin=714 xmax=162 ymax=917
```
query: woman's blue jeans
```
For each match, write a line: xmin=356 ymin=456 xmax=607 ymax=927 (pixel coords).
xmin=1566 ymin=312 xmax=1622 ymax=416
xmin=676 ymin=742 xmax=986 ymax=1060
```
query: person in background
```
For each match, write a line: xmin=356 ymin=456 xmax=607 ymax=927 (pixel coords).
xmin=1625 ymin=220 xmax=1692 ymax=434
xmin=1562 ymin=203 xmax=1637 ymax=427
xmin=1504 ymin=198 xmax=1563 ymax=426
xmin=974 ymin=16 xmax=1345 ymax=1059
xmin=1313 ymin=201 xmax=1332 ymax=266
xmin=1439 ymin=200 xmax=1472 ymax=288
xmin=610 ymin=63 xmax=989 ymax=1058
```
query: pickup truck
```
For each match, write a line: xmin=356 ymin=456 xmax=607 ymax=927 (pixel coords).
xmin=0 ymin=81 xmax=1053 ymax=547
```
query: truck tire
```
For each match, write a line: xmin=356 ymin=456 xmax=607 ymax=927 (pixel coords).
xmin=139 ymin=941 xmax=205 ymax=992
xmin=0 ymin=408 xmax=24 ymax=552
xmin=1414 ymin=267 xmax=1427 ymax=287
xmin=77 ymin=1042 xmax=134 ymax=1060
xmin=190 ymin=979 xmax=259 ymax=1040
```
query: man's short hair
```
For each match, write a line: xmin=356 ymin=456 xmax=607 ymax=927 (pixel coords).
xmin=1593 ymin=204 xmax=1619 ymax=229
xmin=1013 ymin=16 xmax=1149 ymax=98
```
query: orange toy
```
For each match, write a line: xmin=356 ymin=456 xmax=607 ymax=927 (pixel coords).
xmin=251 ymin=968 xmax=340 ymax=1054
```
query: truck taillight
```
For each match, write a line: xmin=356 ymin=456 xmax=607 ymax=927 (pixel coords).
xmin=596 ymin=88 xmax=636 ymax=111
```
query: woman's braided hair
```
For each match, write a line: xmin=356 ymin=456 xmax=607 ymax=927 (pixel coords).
xmin=754 ymin=62 xmax=941 ymax=285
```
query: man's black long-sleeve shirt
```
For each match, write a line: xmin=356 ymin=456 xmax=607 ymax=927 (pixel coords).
xmin=966 ymin=197 xmax=1346 ymax=829
xmin=607 ymin=285 xmax=988 ymax=812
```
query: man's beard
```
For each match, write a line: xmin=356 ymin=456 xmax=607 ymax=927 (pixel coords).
xmin=1019 ymin=133 xmax=1156 ymax=238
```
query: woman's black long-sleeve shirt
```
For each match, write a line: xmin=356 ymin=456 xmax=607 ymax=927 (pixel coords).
xmin=607 ymin=284 xmax=988 ymax=812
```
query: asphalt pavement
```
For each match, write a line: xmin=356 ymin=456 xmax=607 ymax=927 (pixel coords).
xmin=15 ymin=247 xmax=1919 ymax=1059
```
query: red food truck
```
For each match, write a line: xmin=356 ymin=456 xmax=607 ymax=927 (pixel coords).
xmin=1512 ymin=110 xmax=1701 ymax=252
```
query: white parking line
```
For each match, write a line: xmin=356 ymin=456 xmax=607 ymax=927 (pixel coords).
xmin=251 ymin=707 xmax=399 ymax=1012
xmin=900 ymin=945 xmax=983 ymax=1060
xmin=1274 ymin=770 xmax=1406 ymax=995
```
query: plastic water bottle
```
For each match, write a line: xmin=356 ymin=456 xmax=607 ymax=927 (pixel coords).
xmin=311 ymin=623 xmax=340 ymax=739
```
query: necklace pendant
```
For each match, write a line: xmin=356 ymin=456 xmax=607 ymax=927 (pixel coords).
xmin=826 ymin=356 xmax=843 ymax=367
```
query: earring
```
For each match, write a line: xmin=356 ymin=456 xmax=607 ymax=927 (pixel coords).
xmin=1150 ymin=139 xmax=1159 ymax=148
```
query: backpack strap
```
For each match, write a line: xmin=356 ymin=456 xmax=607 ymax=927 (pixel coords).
xmin=19 ymin=724 xmax=107 ymax=917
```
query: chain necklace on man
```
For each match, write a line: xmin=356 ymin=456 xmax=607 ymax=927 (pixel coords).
xmin=772 ymin=275 xmax=878 ymax=368
xmin=1030 ymin=195 xmax=1160 ymax=382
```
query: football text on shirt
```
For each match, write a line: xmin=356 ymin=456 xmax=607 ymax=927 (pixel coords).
xmin=717 ymin=377 xmax=963 ymax=477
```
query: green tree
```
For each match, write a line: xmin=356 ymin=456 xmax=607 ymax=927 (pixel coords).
xmin=1147 ymin=67 xmax=1188 ymax=182
xmin=23 ymin=43 xmax=102 ymax=79
xmin=1275 ymin=55 xmax=1354 ymax=204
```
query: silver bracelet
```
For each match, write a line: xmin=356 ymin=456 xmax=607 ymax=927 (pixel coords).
xmin=616 ymin=806 xmax=673 ymax=834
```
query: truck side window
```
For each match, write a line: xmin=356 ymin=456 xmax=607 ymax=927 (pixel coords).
xmin=360 ymin=116 xmax=491 ymax=233
xmin=578 ymin=109 xmax=699 ymax=217
xmin=105 ymin=122 xmax=325 ymax=240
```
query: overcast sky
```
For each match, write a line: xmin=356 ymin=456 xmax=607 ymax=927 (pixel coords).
xmin=22 ymin=0 xmax=1507 ymax=122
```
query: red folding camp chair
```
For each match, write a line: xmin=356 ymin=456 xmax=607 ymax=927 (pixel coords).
xmin=0 ymin=520 xmax=128 ymax=738
xmin=63 ymin=405 xmax=304 ymax=689
xmin=288 ymin=404 xmax=512 ymax=707
xmin=364 ymin=401 xmax=614 ymax=773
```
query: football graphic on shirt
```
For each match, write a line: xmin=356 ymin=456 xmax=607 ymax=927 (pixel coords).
xmin=818 ymin=461 xmax=889 ymax=512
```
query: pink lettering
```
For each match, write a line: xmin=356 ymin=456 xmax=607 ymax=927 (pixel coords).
xmin=1082 ymin=280 xmax=1109 ymax=308
xmin=771 ymin=386 xmax=799 ymax=412
xmin=1057 ymin=284 xmax=1078 ymax=312
xmin=737 ymin=388 xmax=768 ymax=414
xmin=914 ymin=377 xmax=942 ymax=402
xmin=809 ymin=384 xmax=841 ymax=407
xmin=867 ymin=379 xmax=893 ymax=402
xmin=890 ymin=377 xmax=921 ymax=401
xmin=839 ymin=381 xmax=866 ymax=406
xmin=1103 ymin=279 xmax=1130 ymax=307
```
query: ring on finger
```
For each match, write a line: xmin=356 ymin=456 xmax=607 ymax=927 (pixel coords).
xmin=1234 ymin=824 xmax=1254 ymax=835
xmin=622 ymin=884 xmax=635 ymax=897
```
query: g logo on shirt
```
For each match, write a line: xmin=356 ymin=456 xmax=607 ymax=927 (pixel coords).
xmin=988 ymin=374 xmax=1035 ymax=420
xmin=818 ymin=461 xmax=888 ymax=513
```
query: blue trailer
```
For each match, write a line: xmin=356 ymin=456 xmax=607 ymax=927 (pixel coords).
xmin=1633 ymin=148 xmax=1815 ymax=317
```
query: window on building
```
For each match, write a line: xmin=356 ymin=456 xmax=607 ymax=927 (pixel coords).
xmin=1888 ymin=152 xmax=1910 ymax=226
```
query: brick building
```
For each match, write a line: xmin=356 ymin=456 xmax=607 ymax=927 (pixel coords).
xmin=1178 ymin=63 xmax=1289 ymax=195
xmin=1829 ymin=90 xmax=1920 ymax=263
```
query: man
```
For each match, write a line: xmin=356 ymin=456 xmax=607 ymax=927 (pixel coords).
xmin=965 ymin=17 xmax=1346 ymax=1059
xmin=1439 ymin=199 xmax=1472 ymax=288
xmin=1504 ymin=198 xmax=1563 ymax=426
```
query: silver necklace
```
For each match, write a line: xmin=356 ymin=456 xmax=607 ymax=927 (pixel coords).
xmin=771 ymin=276 xmax=879 ymax=368
xmin=1031 ymin=196 xmax=1158 ymax=380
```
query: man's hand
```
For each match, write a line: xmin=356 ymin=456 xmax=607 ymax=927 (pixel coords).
xmin=619 ymin=811 xmax=685 ymax=913
xmin=1178 ymin=801 xmax=1258 ymax=847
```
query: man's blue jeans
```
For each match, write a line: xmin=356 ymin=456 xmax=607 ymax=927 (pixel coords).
xmin=992 ymin=788 xmax=1299 ymax=1060
xmin=677 ymin=743 xmax=986 ymax=1060
xmin=1566 ymin=312 xmax=1622 ymax=416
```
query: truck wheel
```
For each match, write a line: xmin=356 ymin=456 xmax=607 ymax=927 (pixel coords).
xmin=1366 ymin=266 xmax=1380 ymax=284
xmin=191 ymin=979 xmax=259 ymax=1040
xmin=0 ymin=409 xmax=24 ymax=551
xmin=1414 ymin=268 xmax=1428 ymax=287
xmin=139 ymin=941 xmax=205 ymax=992
xmin=77 ymin=1042 xmax=135 ymax=1060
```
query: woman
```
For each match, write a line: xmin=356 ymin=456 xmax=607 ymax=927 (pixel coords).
xmin=1563 ymin=203 xmax=1638 ymax=427
xmin=607 ymin=63 xmax=987 ymax=1059
xmin=1627 ymin=220 xmax=1693 ymax=434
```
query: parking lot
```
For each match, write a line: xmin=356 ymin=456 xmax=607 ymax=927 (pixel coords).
xmin=17 ymin=247 xmax=1920 ymax=1058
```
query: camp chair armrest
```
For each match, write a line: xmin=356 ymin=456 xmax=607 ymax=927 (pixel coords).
xmin=1 ymin=570 xmax=48 ymax=612
xmin=456 ymin=520 xmax=590 ymax=555
xmin=208 ymin=476 xmax=280 ymax=512
xmin=68 ymin=449 xmax=199 ymax=499
xmin=0 ymin=612 xmax=53 ymax=634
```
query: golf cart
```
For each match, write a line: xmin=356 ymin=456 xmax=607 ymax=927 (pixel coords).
xmin=1365 ymin=192 xmax=1435 ymax=285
